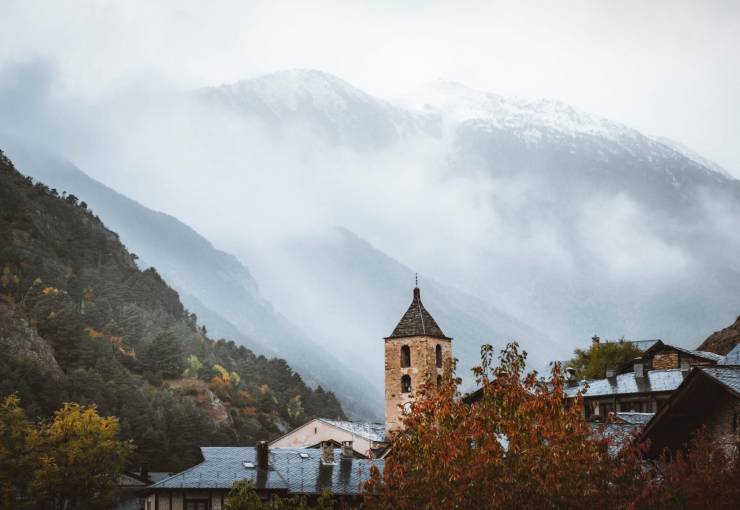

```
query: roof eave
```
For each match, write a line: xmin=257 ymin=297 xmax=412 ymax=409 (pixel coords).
xmin=384 ymin=334 xmax=452 ymax=341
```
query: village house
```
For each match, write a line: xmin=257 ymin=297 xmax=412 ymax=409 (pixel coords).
xmin=143 ymin=442 xmax=382 ymax=509
xmin=269 ymin=419 xmax=386 ymax=458
xmin=639 ymin=361 xmax=740 ymax=458
xmin=563 ymin=339 xmax=723 ymax=418
xmin=140 ymin=285 xmax=451 ymax=508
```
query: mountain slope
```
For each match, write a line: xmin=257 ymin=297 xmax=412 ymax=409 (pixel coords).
xmin=196 ymin=70 xmax=740 ymax=359
xmin=246 ymin=227 xmax=551 ymax=399
xmin=0 ymin=150 xmax=344 ymax=470
xmin=2 ymin=140 xmax=378 ymax=420
xmin=698 ymin=315 xmax=740 ymax=355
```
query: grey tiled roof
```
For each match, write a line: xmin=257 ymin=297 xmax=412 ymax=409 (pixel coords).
xmin=671 ymin=346 xmax=723 ymax=362
xmin=320 ymin=420 xmax=386 ymax=443
xmin=589 ymin=422 xmax=638 ymax=457
xmin=615 ymin=412 xmax=654 ymax=426
xmin=719 ymin=344 xmax=740 ymax=365
xmin=387 ymin=287 xmax=448 ymax=339
xmin=149 ymin=447 xmax=382 ymax=495
xmin=629 ymin=339 xmax=661 ymax=351
xmin=565 ymin=369 xmax=685 ymax=398
xmin=700 ymin=366 xmax=740 ymax=395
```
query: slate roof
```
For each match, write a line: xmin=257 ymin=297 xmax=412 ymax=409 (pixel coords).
xmin=719 ymin=344 xmax=740 ymax=365
xmin=700 ymin=366 xmax=740 ymax=395
xmin=320 ymin=420 xmax=386 ymax=443
xmin=387 ymin=287 xmax=449 ymax=339
xmin=564 ymin=369 xmax=685 ymax=398
xmin=615 ymin=412 xmax=654 ymax=426
xmin=149 ymin=447 xmax=382 ymax=495
xmin=671 ymin=346 xmax=724 ymax=362
xmin=589 ymin=422 xmax=638 ymax=457
xmin=629 ymin=339 xmax=661 ymax=351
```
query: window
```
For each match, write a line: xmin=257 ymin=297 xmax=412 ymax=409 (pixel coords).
xmin=401 ymin=374 xmax=412 ymax=393
xmin=598 ymin=402 xmax=614 ymax=417
xmin=435 ymin=344 xmax=443 ymax=368
xmin=619 ymin=400 xmax=650 ymax=413
xmin=185 ymin=500 xmax=208 ymax=510
xmin=437 ymin=374 xmax=442 ymax=389
xmin=401 ymin=345 xmax=411 ymax=368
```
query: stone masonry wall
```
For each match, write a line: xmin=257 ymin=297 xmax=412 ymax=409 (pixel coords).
xmin=385 ymin=336 xmax=452 ymax=434
xmin=707 ymin=394 xmax=740 ymax=455
xmin=652 ymin=351 xmax=679 ymax=370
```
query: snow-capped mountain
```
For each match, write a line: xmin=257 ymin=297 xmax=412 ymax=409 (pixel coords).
xmin=196 ymin=70 xmax=740 ymax=361
xmin=3 ymin=67 xmax=739 ymax=408
xmin=198 ymin=69 xmax=438 ymax=149
xmin=401 ymin=80 xmax=637 ymax=141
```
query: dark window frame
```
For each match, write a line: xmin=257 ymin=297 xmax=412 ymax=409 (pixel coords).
xmin=401 ymin=374 xmax=412 ymax=393
xmin=401 ymin=345 xmax=411 ymax=368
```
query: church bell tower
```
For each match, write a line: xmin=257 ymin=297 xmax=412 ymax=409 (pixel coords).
xmin=384 ymin=284 xmax=452 ymax=435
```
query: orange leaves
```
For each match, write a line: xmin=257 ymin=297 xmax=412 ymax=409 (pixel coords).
xmin=84 ymin=327 xmax=104 ymax=338
xmin=365 ymin=342 xmax=648 ymax=510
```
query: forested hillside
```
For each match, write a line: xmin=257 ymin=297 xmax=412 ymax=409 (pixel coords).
xmin=0 ymin=150 xmax=344 ymax=471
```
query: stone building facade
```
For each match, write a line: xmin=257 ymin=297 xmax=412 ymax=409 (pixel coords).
xmin=384 ymin=287 xmax=452 ymax=434
xmin=640 ymin=365 xmax=740 ymax=458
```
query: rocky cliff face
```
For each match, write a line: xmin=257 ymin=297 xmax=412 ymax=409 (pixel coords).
xmin=698 ymin=315 xmax=740 ymax=355
xmin=0 ymin=300 xmax=63 ymax=377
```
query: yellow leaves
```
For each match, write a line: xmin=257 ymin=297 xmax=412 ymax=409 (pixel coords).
xmin=85 ymin=327 xmax=104 ymax=338
xmin=42 ymin=286 xmax=58 ymax=295
xmin=1 ymin=396 xmax=133 ymax=508
xmin=0 ymin=266 xmax=11 ymax=287
xmin=287 ymin=394 xmax=303 ymax=419
xmin=259 ymin=383 xmax=270 ymax=395
xmin=213 ymin=363 xmax=230 ymax=383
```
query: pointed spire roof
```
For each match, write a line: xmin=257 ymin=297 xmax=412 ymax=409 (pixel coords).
xmin=387 ymin=287 xmax=450 ymax=340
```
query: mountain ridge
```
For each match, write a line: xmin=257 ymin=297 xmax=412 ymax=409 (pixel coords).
xmin=0 ymin=150 xmax=345 ymax=470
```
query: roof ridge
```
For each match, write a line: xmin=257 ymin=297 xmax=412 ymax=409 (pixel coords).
xmin=387 ymin=287 xmax=449 ymax=340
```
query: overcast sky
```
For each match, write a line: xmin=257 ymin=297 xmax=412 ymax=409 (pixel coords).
xmin=1 ymin=0 xmax=739 ymax=175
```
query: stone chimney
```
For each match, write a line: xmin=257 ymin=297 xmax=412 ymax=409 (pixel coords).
xmin=605 ymin=366 xmax=616 ymax=379
xmin=633 ymin=358 xmax=645 ymax=378
xmin=680 ymin=359 xmax=691 ymax=376
xmin=565 ymin=367 xmax=577 ymax=386
xmin=257 ymin=441 xmax=269 ymax=470
xmin=320 ymin=441 xmax=335 ymax=465
xmin=341 ymin=441 xmax=354 ymax=460
xmin=592 ymin=335 xmax=600 ymax=347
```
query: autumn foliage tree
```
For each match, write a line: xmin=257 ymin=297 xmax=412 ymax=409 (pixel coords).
xmin=364 ymin=342 xmax=740 ymax=509
xmin=567 ymin=337 xmax=643 ymax=379
xmin=0 ymin=395 xmax=133 ymax=510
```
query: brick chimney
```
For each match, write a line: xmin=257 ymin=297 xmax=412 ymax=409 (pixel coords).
xmin=320 ymin=441 xmax=335 ymax=465
xmin=257 ymin=441 xmax=269 ymax=470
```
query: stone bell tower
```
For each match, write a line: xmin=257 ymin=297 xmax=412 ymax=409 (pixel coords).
xmin=384 ymin=284 xmax=452 ymax=435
